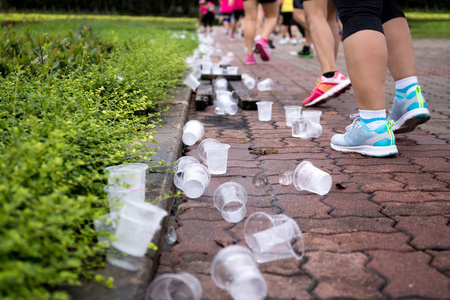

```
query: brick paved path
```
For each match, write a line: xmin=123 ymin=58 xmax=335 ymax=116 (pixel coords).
xmin=156 ymin=29 xmax=450 ymax=299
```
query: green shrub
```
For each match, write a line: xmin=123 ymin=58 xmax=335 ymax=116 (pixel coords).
xmin=0 ymin=20 xmax=196 ymax=300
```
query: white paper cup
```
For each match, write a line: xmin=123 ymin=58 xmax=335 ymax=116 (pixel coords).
xmin=256 ymin=101 xmax=273 ymax=121
xmin=182 ymin=120 xmax=205 ymax=146
xmin=293 ymin=161 xmax=332 ymax=195
xmin=213 ymin=182 xmax=247 ymax=223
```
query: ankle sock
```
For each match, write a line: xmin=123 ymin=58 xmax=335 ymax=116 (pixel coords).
xmin=322 ymin=71 xmax=336 ymax=78
xmin=359 ymin=109 xmax=387 ymax=130
xmin=395 ymin=76 xmax=418 ymax=100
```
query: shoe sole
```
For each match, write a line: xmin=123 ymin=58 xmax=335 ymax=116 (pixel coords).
xmin=391 ymin=108 xmax=431 ymax=133
xmin=255 ymin=42 xmax=270 ymax=61
xmin=304 ymin=80 xmax=352 ymax=107
xmin=330 ymin=143 xmax=398 ymax=157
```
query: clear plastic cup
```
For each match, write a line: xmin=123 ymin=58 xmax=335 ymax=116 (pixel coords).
xmin=291 ymin=115 xmax=307 ymax=139
xmin=191 ymin=66 xmax=202 ymax=79
xmin=244 ymin=212 xmax=304 ymax=263
xmin=121 ymin=163 xmax=148 ymax=201
xmin=198 ymin=138 xmax=221 ymax=165
xmin=214 ymin=76 xmax=228 ymax=92
xmin=183 ymin=74 xmax=200 ymax=90
xmin=227 ymin=66 xmax=238 ymax=75
xmin=103 ymin=185 xmax=133 ymax=213
xmin=205 ymin=143 xmax=231 ymax=175
xmin=226 ymin=51 xmax=235 ymax=59
xmin=241 ymin=73 xmax=256 ymax=90
xmin=284 ymin=106 xmax=302 ymax=127
xmin=182 ymin=163 xmax=211 ymax=198
xmin=257 ymin=78 xmax=274 ymax=91
xmin=182 ymin=120 xmax=205 ymax=146
xmin=217 ymin=93 xmax=238 ymax=115
xmin=256 ymin=101 xmax=273 ymax=121
xmin=211 ymin=245 xmax=267 ymax=300
xmin=105 ymin=165 xmax=142 ymax=195
xmin=145 ymin=273 xmax=202 ymax=300
xmin=293 ymin=161 xmax=332 ymax=195
xmin=174 ymin=157 xmax=200 ymax=190
xmin=201 ymin=61 xmax=212 ymax=74
xmin=212 ymin=66 xmax=223 ymax=75
xmin=279 ymin=171 xmax=294 ymax=185
xmin=305 ymin=120 xmax=322 ymax=138
xmin=93 ymin=212 xmax=118 ymax=244
xmin=302 ymin=110 xmax=322 ymax=124
xmin=213 ymin=182 xmax=247 ymax=223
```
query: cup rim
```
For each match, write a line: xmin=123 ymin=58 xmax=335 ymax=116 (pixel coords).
xmin=292 ymin=161 xmax=313 ymax=191
xmin=213 ymin=182 xmax=247 ymax=210
xmin=145 ymin=272 xmax=202 ymax=300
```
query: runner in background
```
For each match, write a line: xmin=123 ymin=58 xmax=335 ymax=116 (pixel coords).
xmin=199 ymin=0 xmax=216 ymax=34
xmin=220 ymin=0 xmax=234 ymax=35
xmin=293 ymin=0 xmax=313 ymax=57
xmin=229 ymin=0 xmax=245 ymax=40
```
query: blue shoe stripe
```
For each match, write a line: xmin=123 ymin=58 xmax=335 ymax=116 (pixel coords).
xmin=360 ymin=117 xmax=386 ymax=125
xmin=396 ymin=83 xmax=418 ymax=99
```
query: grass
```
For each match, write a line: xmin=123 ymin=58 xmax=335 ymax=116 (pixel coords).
xmin=405 ymin=10 xmax=450 ymax=39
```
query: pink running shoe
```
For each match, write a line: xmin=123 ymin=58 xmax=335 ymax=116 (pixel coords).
xmin=246 ymin=53 xmax=256 ymax=65
xmin=255 ymin=38 xmax=270 ymax=61
xmin=302 ymin=71 xmax=351 ymax=106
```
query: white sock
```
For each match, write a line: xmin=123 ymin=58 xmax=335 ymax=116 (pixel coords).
xmin=359 ymin=109 xmax=386 ymax=130
xmin=395 ymin=76 xmax=418 ymax=99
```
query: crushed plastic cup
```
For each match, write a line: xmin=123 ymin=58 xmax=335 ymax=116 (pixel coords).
xmin=205 ymin=143 xmax=231 ymax=175
xmin=211 ymin=245 xmax=267 ymax=300
xmin=257 ymin=78 xmax=274 ymax=91
xmin=212 ymin=66 xmax=223 ymax=75
xmin=214 ymin=76 xmax=228 ymax=92
xmin=145 ymin=273 xmax=202 ymax=300
xmin=182 ymin=120 xmax=205 ymax=146
xmin=252 ymin=171 xmax=268 ymax=187
xmin=213 ymin=182 xmax=247 ymax=223
xmin=293 ymin=161 xmax=332 ymax=195
xmin=201 ymin=61 xmax=212 ymax=74
xmin=182 ymin=163 xmax=211 ymax=198
xmin=93 ymin=212 xmax=118 ymax=244
xmin=227 ymin=66 xmax=238 ymax=75
xmin=216 ymin=93 xmax=238 ymax=115
xmin=198 ymin=138 xmax=221 ymax=165
xmin=183 ymin=74 xmax=200 ymax=90
xmin=284 ymin=106 xmax=302 ymax=127
xmin=165 ymin=225 xmax=177 ymax=245
xmin=279 ymin=171 xmax=294 ymax=185
xmin=241 ymin=73 xmax=256 ymax=90
xmin=244 ymin=212 xmax=304 ymax=263
xmin=302 ymin=110 xmax=322 ymax=124
xmin=173 ymin=157 xmax=200 ymax=190
xmin=256 ymin=101 xmax=273 ymax=121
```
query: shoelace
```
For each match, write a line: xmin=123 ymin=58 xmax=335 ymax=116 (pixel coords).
xmin=345 ymin=113 xmax=361 ymax=132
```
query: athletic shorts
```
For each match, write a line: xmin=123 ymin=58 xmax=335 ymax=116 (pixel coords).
xmin=202 ymin=12 xmax=215 ymax=27
xmin=243 ymin=0 xmax=278 ymax=3
xmin=221 ymin=13 xmax=232 ymax=23
xmin=233 ymin=9 xmax=245 ymax=20
xmin=294 ymin=0 xmax=303 ymax=9
xmin=281 ymin=12 xmax=293 ymax=26
xmin=331 ymin=0 xmax=405 ymax=40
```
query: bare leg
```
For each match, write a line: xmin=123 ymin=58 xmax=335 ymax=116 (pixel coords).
xmin=326 ymin=0 xmax=339 ymax=58
xmin=244 ymin=0 xmax=259 ymax=57
xmin=293 ymin=8 xmax=312 ymax=46
xmin=260 ymin=0 xmax=280 ymax=41
xmin=343 ymin=30 xmax=387 ymax=110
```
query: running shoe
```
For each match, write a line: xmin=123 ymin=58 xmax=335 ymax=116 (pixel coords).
xmin=331 ymin=114 xmax=398 ymax=157
xmin=255 ymin=38 xmax=270 ymax=61
xmin=298 ymin=46 xmax=313 ymax=58
xmin=279 ymin=37 xmax=289 ymax=45
xmin=267 ymin=38 xmax=276 ymax=49
xmin=290 ymin=38 xmax=298 ymax=45
xmin=229 ymin=35 xmax=235 ymax=41
xmin=246 ymin=53 xmax=256 ymax=65
xmin=387 ymin=85 xmax=431 ymax=133
xmin=302 ymin=71 xmax=351 ymax=106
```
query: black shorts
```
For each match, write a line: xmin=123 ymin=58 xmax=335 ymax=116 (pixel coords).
xmin=233 ymin=9 xmax=245 ymax=20
xmin=201 ymin=12 xmax=215 ymax=27
xmin=331 ymin=0 xmax=405 ymax=40
xmin=294 ymin=0 xmax=303 ymax=9
xmin=244 ymin=0 xmax=278 ymax=3
xmin=281 ymin=12 xmax=293 ymax=26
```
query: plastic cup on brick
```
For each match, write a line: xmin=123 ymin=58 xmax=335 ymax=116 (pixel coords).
xmin=182 ymin=163 xmax=211 ymax=199
xmin=256 ymin=101 xmax=273 ymax=121
xmin=198 ymin=138 xmax=221 ymax=165
xmin=173 ymin=157 xmax=200 ymax=190
xmin=183 ymin=74 xmax=200 ymax=90
xmin=290 ymin=115 xmax=307 ymax=139
xmin=214 ymin=76 xmax=228 ymax=92
xmin=305 ymin=120 xmax=322 ymax=138
xmin=241 ymin=73 xmax=256 ymax=90
xmin=302 ymin=110 xmax=322 ymax=124
xmin=284 ymin=106 xmax=302 ymax=127
xmin=211 ymin=245 xmax=267 ymax=300
xmin=244 ymin=212 xmax=304 ymax=263
xmin=145 ymin=272 xmax=202 ymax=300
xmin=293 ymin=161 xmax=332 ymax=195
xmin=217 ymin=93 xmax=238 ymax=115
xmin=226 ymin=51 xmax=235 ymax=59
xmin=227 ymin=66 xmax=238 ymax=75
xmin=213 ymin=182 xmax=247 ymax=223
xmin=205 ymin=143 xmax=231 ymax=175
xmin=257 ymin=78 xmax=273 ymax=91
xmin=201 ymin=61 xmax=212 ymax=74
xmin=182 ymin=120 xmax=205 ymax=146
xmin=212 ymin=65 xmax=223 ymax=75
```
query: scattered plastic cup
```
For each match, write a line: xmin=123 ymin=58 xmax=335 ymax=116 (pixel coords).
xmin=213 ymin=182 xmax=247 ymax=223
xmin=173 ymin=157 xmax=200 ymax=190
xmin=198 ymin=138 xmax=221 ymax=165
xmin=257 ymin=78 xmax=274 ymax=91
xmin=291 ymin=115 xmax=307 ymax=139
xmin=201 ymin=61 xmax=212 ymax=74
xmin=293 ymin=161 xmax=332 ymax=195
xmin=183 ymin=74 xmax=200 ymax=90
xmin=226 ymin=51 xmax=235 ymax=59
xmin=216 ymin=93 xmax=238 ymax=115
xmin=279 ymin=171 xmax=294 ymax=185
xmin=182 ymin=163 xmax=211 ymax=198
xmin=145 ymin=273 xmax=202 ymax=300
xmin=256 ymin=101 xmax=273 ymax=121
xmin=227 ymin=66 xmax=239 ymax=75
xmin=205 ymin=143 xmax=231 ymax=175
xmin=302 ymin=110 xmax=322 ymax=124
xmin=214 ymin=76 xmax=228 ymax=92
xmin=93 ymin=212 xmax=118 ymax=244
xmin=191 ymin=66 xmax=202 ymax=79
xmin=284 ymin=106 xmax=302 ymax=127
xmin=103 ymin=185 xmax=133 ymax=213
xmin=244 ymin=212 xmax=304 ymax=263
xmin=212 ymin=66 xmax=223 ymax=75
xmin=182 ymin=120 xmax=205 ymax=146
xmin=241 ymin=73 xmax=256 ymax=90
xmin=105 ymin=165 xmax=142 ymax=200
xmin=211 ymin=245 xmax=267 ymax=300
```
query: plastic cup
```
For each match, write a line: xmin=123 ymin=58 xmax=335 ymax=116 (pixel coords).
xmin=227 ymin=66 xmax=238 ymax=75
xmin=103 ymin=185 xmax=133 ymax=213
xmin=145 ymin=273 xmax=202 ymax=300
xmin=191 ymin=66 xmax=202 ymax=79
xmin=121 ymin=163 xmax=148 ymax=201
xmin=284 ymin=106 xmax=302 ymax=127
xmin=198 ymin=138 xmax=221 ymax=165
xmin=211 ymin=245 xmax=267 ymax=300
xmin=214 ymin=76 xmax=228 ymax=92
xmin=291 ymin=115 xmax=307 ymax=139
xmin=173 ymin=157 xmax=200 ymax=190
xmin=257 ymin=78 xmax=274 ymax=91
xmin=93 ymin=212 xmax=118 ymax=244
xmin=217 ymin=93 xmax=238 ymax=115
xmin=244 ymin=212 xmax=304 ymax=263
xmin=212 ymin=66 xmax=223 ymax=75
xmin=241 ymin=73 xmax=256 ymax=90
xmin=201 ymin=61 xmax=212 ymax=74
xmin=205 ymin=143 xmax=231 ymax=175
xmin=302 ymin=110 xmax=322 ymax=124
xmin=105 ymin=165 xmax=142 ymax=199
xmin=182 ymin=120 xmax=205 ymax=146
xmin=256 ymin=101 xmax=273 ymax=121
xmin=182 ymin=163 xmax=211 ymax=199
xmin=226 ymin=51 xmax=234 ymax=59
xmin=305 ymin=120 xmax=323 ymax=138
xmin=213 ymin=182 xmax=247 ymax=223
xmin=293 ymin=161 xmax=332 ymax=195
xmin=183 ymin=74 xmax=200 ymax=90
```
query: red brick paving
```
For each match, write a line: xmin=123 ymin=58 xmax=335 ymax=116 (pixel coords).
xmin=155 ymin=29 xmax=450 ymax=299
